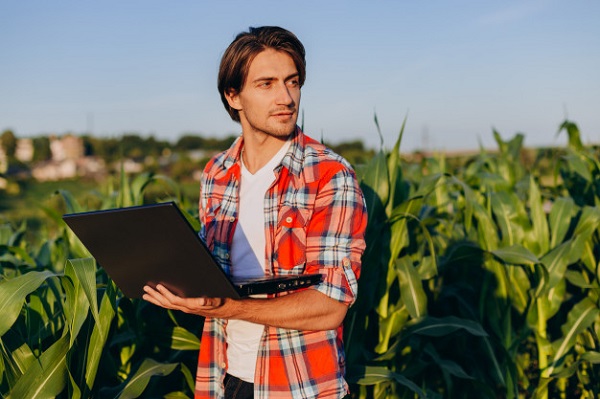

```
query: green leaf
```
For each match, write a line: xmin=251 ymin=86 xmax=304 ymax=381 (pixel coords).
xmin=66 ymin=258 xmax=101 ymax=329
xmin=347 ymin=366 xmax=426 ymax=397
xmin=361 ymin=150 xmax=390 ymax=221
xmin=116 ymin=358 xmax=178 ymax=399
xmin=84 ymin=280 xmax=117 ymax=389
xmin=491 ymin=245 xmax=540 ymax=266
xmin=170 ymin=326 xmax=200 ymax=351
xmin=54 ymin=189 xmax=83 ymax=214
xmin=404 ymin=316 xmax=488 ymax=338
xmin=424 ymin=345 xmax=474 ymax=380
xmin=395 ymin=257 xmax=427 ymax=320
xmin=470 ymin=197 xmax=499 ymax=251
xmin=563 ymin=153 xmax=592 ymax=181
xmin=558 ymin=120 xmax=584 ymax=151
xmin=572 ymin=205 xmax=600 ymax=238
xmin=491 ymin=192 xmax=524 ymax=247
xmin=386 ymin=116 xmax=408 ymax=215
xmin=542 ymin=236 xmax=585 ymax=289
xmin=62 ymin=264 xmax=90 ymax=347
xmin=164 ymin=392 xmax=192 ymax=399
xmin=544 ymin=297 xmax=600 ymax=378
xmin=528 ymin=176 xmax=549 ymax=256
xmin=548 ymin=197 xmax=574 ymax=248
xmin=8 ymin=333 xmax=69 ymax=399
xmin=0 ymin=270 xmax=57 ymax=337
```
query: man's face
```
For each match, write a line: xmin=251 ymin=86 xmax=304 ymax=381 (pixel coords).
xmin=226 ymin=48 xmax=301 ymax=140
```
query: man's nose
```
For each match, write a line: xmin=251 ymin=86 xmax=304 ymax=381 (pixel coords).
xmin=275 ymin=83 xmax=294 ymax=105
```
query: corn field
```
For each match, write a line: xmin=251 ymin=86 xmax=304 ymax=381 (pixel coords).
xmin=1 ymin=120 xmax=599 ymax=398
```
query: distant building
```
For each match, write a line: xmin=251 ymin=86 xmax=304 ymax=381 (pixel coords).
xmin=32 ymin=156 xmax=106 ymax=182
xmin=15 ymin=138 xmax=34 ymax=163
xmin=0 ymin=147 xmax=6 ymax=174
xmin=50 ymin=134 xmax=84 ymax=162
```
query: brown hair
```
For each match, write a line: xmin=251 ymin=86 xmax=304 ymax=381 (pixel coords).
xmin=218 ymin=26 xmax=306 ymax=122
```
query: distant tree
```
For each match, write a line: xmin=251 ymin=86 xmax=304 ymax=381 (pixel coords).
xmin=1 ymin=129 xmax=17 ymax=158
xmin=80 ymin=135 xmax=95 ymax=156
xmin=328 ymin=140 xmax=366 ymax=153
xmin=32 ymin=136 xmax=51 ymax=162
xmin=176 ymin=135 xmax=206 ymax=151
xmin=119 ymin=134 xmax=170 ymax=159
xmin=174 ymin=134 xmax=237 ymax=152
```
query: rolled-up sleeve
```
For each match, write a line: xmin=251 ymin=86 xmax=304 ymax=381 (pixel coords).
xmin=305 ymin=168 xmax=367 ymax=306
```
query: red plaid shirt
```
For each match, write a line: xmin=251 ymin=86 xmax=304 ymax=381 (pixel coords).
xmin=194 ymin=128 xmax=367 ymax=398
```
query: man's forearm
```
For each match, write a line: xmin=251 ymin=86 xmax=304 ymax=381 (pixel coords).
xmin=224 ymin=289 xmax=348 ymax=331
xmin=143 ymin=284 xmax=348 ymax=331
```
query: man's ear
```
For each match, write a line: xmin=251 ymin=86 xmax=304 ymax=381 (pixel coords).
xmin=225 ymin=89 xmax=241 ymax=111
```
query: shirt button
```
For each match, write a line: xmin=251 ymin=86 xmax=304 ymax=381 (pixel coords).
xmin=229 ymin=216 xmax=235 ymax=222
xmin=342 ymin=258 xmax=351 ymax=267
xmin=225 ymin=253 xmax=230 ymax=259
xmin=285 ymin=216 xmax=293 ymax=224
xmin=220 ymin=362 xmax=226 ymax=369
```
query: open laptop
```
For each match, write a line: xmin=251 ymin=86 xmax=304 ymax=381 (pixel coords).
xmin=62 ymin=202 xmax=321 ymax=299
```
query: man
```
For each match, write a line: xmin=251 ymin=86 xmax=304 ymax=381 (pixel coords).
xmin=143 ymin=26 xmax=367 ymax=399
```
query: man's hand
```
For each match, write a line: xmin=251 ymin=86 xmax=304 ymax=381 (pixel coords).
xmin=142 ymin=284 xmax=234 ymax=317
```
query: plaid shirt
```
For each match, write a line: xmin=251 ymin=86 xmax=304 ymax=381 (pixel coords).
xmin=194 ymin=127 xmax=367 ymax=399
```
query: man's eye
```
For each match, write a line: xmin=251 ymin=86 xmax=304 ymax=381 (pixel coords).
xmin=288 ymin=80 xmax=299 ymax=87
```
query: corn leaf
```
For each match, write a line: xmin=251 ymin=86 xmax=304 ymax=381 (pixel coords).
xmin=347 ymin=366 xmax=426 ymax=397
xmin=170 ymin=326 xmax=200 ymax=351
xmin=386 ymin=116 xmax=408 ymax=215
xmin=528 ymin=176 xmax=549 ymax=256
xmin=548 ymin=197 xmax=574 ymax=248
xmin=542 ymin=236 xmax=586 ymax=289
xmin=491 ymin=245 xmax=540 ymax=266
xmin=395 ymin=257 xmax=427 ymax=320
xmin=7 ymin=333 xmax=69 ymax=399
xmin=424 ymin=345 xmax=474 ymax=380
xmin=491 ymin=192 xmax=521 ymax=247
xmin=62 ymin=264 xmax=90 ymax=348
xmin=116 ymin=358 xmax=178 ymax=399
xmin=572 ymin=205 xmax=600 ymax=238
xmin=360 ymin=150 xmax=389 ymax=221
xmin=84 ymin=281 xmax=117 ymax=389
xmin=54 ymin=189 xmax=83 ymax=214
xmin=0 ymin=270 xmax=57 ymax=337
xmin=544 ymin=297 xmax=600 ymax=377
xmin=562 ymin=154 xmax=592 ymax=181
xmin=471 ymin=200 xmax=499 ymax=251
xmin=404 ymin=316 xmax=488 ymax=338
xmin=65 ymin=258 xmax=100 ymax=328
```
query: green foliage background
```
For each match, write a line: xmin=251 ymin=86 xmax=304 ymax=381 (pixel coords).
xmin=1 ymin=120 xmax=599 ymax=398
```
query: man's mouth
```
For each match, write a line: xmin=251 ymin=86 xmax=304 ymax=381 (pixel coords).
xmin=271 ymin=109 xmax=295 ymax=117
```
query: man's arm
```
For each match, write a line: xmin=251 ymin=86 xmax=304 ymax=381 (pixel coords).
xmin=142 ymin=284 xmax=348 ymax=331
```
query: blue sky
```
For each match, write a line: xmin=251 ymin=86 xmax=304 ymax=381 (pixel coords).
xmin=1 ymin=1 xmax=599 ymax=152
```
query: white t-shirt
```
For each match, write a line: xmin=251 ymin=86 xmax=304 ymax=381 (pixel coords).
xmin=226 ymin=140 xmax=291 ymax=382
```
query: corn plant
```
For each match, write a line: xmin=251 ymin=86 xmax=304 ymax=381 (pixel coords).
xmin=346 ymin=119 xmax=600 ymax=398
xmin=1 ymin=172 xmax=201 ymax=398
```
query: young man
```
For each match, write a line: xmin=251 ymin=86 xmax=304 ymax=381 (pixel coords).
xmin=143 ymin=26 xmax=367 ymax=399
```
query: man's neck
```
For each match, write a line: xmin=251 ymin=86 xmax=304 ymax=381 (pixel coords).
xmin=241 ymin=132 xmax=290 ymax=174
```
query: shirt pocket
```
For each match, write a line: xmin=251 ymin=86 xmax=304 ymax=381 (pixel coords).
xmin=274 ymin=206 xmax=310 ymax=271
xmin=203 ymin=202 xmax=222 ymax=249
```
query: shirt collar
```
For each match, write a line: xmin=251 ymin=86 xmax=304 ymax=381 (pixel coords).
xmin=218 ymin=126 xmax=307 ymax=178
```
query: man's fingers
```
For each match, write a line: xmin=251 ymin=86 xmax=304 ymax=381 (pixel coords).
xmin=142 ymin=284 xmax=225 ymax=314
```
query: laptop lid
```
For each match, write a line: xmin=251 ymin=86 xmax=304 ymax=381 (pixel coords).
xmin=62 ymin=202 xmax=321 ymax=299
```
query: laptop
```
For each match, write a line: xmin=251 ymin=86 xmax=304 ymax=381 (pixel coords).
xmin=62 ymin=202 xmax=322 ymax=299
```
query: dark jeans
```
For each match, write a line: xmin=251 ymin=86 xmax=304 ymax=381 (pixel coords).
xmin=224 ymin=373 xmax=254 ymax=399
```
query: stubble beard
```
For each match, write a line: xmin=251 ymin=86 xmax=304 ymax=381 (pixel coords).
xmin=244 ymin=109 xmax=298 ymax=140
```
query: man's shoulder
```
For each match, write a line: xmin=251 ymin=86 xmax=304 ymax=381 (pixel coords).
xmin=297 ymin=133 xmax=355 ymax=182
xmin=202 ymin=137 xmax=241 ymax=179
